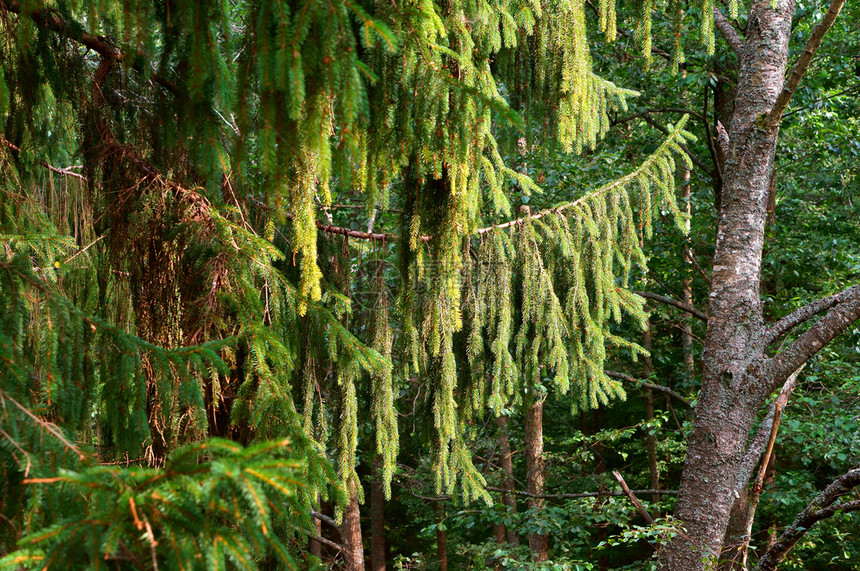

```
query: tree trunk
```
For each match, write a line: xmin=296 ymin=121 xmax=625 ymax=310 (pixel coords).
xmin=495 ymin=415 xmax=520 ymax=546
xmin=371 ymin=461 xmax=386 ymax=571
xmin=658 ymin=0 xmax=797 ymax=567
xmin=680 ymin=165 xmax=695 ymax=377
xmin=310 ymin=513 xmax=322 ymax=559
xmin=341 ymin=492 xmax=365 ymax=571
xmin=643 ymin=323 xmax=660 ymax=505
xmin=718 ymin=485 xmax=751 ymax=570
xmin=435 ymin=502 xmax=448 ymax=571
xmin=525 ymin=393 xmax=548 ymax=562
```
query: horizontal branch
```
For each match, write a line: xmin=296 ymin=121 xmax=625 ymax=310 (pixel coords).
xmin=314 ymin=221 xmax=398 ymax=242
xmin=1 ymin=136 xmax=88 ymax=181
xmin=0 ymin=0 xmax=178 ymax=95
xmin=485 ymin=486 xmax=679 ymax=500
xmin=613 ymin=107 xmax=709 ymax=127
xmin=767 ymin=0 xmax=847 ymax=127
xmin=634 ymin=291 xmax=708 ymax=322
xmin=308 ymin=534 xmax=344 ymax=553
xmin=764 ymin=284 xmax=860 ymax=346
xmin=604 ymin=370 xmax=692 ymax=407
xmin=1 ymin=0 xmax=119 ymax=59
xmin=754 ymin=466 xmax=860 ymax=571
xmin=310 ymin=511 xmax=341 ymax=534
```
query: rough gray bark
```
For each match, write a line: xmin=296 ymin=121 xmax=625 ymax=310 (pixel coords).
xmin=657 ymin=0 xmax=856 ymax=567
xmin=719 ymin=371 xmax=799 ymax=569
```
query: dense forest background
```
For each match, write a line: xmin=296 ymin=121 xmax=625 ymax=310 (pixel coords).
xmin=0 ymin=0 xmax=858 ymax=570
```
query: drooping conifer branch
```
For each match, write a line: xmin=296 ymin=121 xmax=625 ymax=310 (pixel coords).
xmin=475 ymin=117 xmax=694 ymax=235
xmin=0 ymin=0 xmax=720 ymax=524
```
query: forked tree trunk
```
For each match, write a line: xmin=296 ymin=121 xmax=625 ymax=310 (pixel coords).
xmin=342 ymin=492 xmax=365 ymax=571
xmin=658 ymin=0 xmax=803 ymax=567
xmin=525 ymin=393 xmax=548 ymax=562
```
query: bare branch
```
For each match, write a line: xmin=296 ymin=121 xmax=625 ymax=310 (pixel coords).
xmin=612 ymin=471 xmax=656 ymax=524
xmin=1 ymin=136 xmax=88 ymax=182
xmin=311 ymin=511 xmax=342 ymax=535
xmin=605 ymin=370 xmax=692 ymax=407
xmin=764 ymin=284 xmax=860 ymax=346
xmin=308 ymin=534 xmax=345 ymax=553
xmin=314 ymin=221 xmax=399 ymax=243
xmin=754 ymin=466 xmax=860 ymax=571
xmin=761 ymin=288 xmax=860 ymax=393
xmin=753 ymin=368 xmax=801 ymax=492
xmin=634 ymin=291 xmax=708 ymax=322
xmin=768 ymin=0 xmax=847 ymax=127
xmin=687 ymin=248 xmax=713 ymax=287
xmin=613 ymin=108 xmax=710 ymax=127
xmin=713 ymin=8 xmax=745 ymax=57
xmin=485 ymin=487 xmax=679 ymax=500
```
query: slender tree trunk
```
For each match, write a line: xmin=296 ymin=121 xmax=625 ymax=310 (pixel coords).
xmin=680 ymin=166 xmax=695 ymax=376
xmin=590 ymin=406 xmax=610 ymax=571
xmin=435 ymin=502 xmax=448 ymax=571
xmin=643 ymin=322 xmax=660 ymax=505
xmin=371 ymin=460 xmax=387 ymax=571
xmin=525 ymin=393 xmax=548 ymax=562
xmin=495 ymin=415 xmax=520 ymax=546
xmin=492 ymin=518 xmax=506 ymax=545
xmin=658 ymin=1 xmax=797 ymax=567
xmin=342 ymin=492 xmax=365 ymax=571
xmin=310 ymin=513 xmax=323 ymax=559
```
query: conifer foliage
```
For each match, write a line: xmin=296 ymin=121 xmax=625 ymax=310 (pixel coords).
xmin=0 ymin=0 xmax=711 ymax=566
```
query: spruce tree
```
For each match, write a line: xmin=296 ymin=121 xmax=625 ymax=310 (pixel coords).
xmin=0 ymin=0 xmax=720 ymax=567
